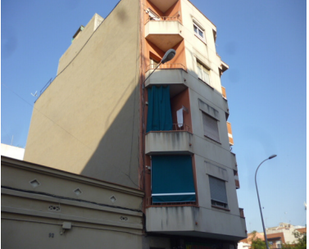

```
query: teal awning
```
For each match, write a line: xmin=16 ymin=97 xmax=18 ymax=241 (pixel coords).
xmin=152 ymin=155 xmax=196 ymax=203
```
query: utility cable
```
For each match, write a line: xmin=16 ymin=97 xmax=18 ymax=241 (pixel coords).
xmin=2 ymin=185 xmax=143 ymax=213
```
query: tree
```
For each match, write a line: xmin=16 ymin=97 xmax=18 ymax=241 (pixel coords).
xmin=250 ymin=231 xmax=268 ymax=249
xmin=282 ymin=231 xmax=306 ymax=249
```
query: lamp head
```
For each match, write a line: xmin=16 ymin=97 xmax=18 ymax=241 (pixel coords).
xmin=268 ymin=154 xmax=277 ymax=159
xmin=161 ymin=49 xmax=176 ymax=64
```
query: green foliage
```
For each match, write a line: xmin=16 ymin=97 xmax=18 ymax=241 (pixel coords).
xmin=250 ymin=231 xmax=267 ymax=249
xmin=282 ymin=231 xmax=306 ymax=249
xmin=251 ymin=238 xmax=267 ymax=249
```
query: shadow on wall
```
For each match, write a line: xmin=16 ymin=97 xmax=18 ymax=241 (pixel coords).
xmin=81 ymin=56 xmax=227 ymax=190
xmin=81 ymin=75 xmax=141 ymax=188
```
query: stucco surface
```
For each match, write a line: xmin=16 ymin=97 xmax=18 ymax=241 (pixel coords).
xmin=25 ymin=0 xmax=141 ymax=188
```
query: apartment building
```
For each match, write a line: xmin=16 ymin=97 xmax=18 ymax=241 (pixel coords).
xmin=239 ymin=223 xmax=307 ymax=249
xmin=23 ymin=0 xmax=246 ymax=247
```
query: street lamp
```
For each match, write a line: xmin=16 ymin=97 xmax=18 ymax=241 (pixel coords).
xmin=144 ymin=48 xmax=176 ymax=82
xmin=255 ymin=154 xmax=277 ymax=249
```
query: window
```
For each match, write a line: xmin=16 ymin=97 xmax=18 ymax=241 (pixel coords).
xmin=209 ymin=176 xmax=228 ymax=209
xmin=193 ymin=23 xmax=205 ymax=40
xmin=150 ymin=57 xmax=159 ymax=69
xmin=202 ymin=112 xmax=219 ymax=142
xmin=151 ymin=155 xmax=196 ymax=203
xmin=197 ymin=61 xmax=210 ymax=85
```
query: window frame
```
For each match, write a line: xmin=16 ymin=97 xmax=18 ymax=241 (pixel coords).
xmin=193 ymin=22 xmax=205 ymax=41
xmin=150 ymin=57 xmax=160 ymax=69
xmin=208 ymin=175 xmax=229 ymax=209
xmin=197 ymin=60 xmax=210 ymax=86
xmin=151 ymin=155 xmax=196 ymax=204
xmin=202 ymin=111 xmax=220 ymax=143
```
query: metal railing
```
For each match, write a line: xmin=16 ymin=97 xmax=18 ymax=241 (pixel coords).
xmin=35 ymin=77 xmax=54 ymax=102
xmin=145 ymin=14 xmax=181 ymax=24
xmin=146 ymin=123 xmax=191 ymax=133
xmin=146 ymin=63 xmax=186 ymax=72
xmin=171 ymin=123 xmax=191 ymax=132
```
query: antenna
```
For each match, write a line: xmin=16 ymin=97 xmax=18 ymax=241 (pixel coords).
xmin=31 ymin=91 xmax=38 ymax=97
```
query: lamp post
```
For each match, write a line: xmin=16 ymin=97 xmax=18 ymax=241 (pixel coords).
xmin=255 ymin=154 xmax=277 ymax=249
xmin=144 ymin=48 xmax=176 ymax=83
xmin=140 ymin=48 xmax=176 ymax=191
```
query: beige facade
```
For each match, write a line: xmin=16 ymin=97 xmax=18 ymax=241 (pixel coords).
xmin=25 ymin=0 xmax=141 ymax=188
xmin=21 ymin=0 xmax=246 ymax=248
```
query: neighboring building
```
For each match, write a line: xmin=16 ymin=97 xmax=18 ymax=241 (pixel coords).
xmin=237 ymin=241 xmax=251 ymax=249
xmin=1 ymin=156 xmax=144 ymax=249
xmin=1 ymin=143 xmax=25 ymax=160
xmin=239 ymin=223 xmax=307 ymax=249
xmin=266 ymin=223 xmax=307 ymax=248
xmin=22 ymin=0 xmax=246 ymax=248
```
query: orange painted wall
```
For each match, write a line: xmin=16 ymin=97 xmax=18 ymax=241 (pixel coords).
xmin=145 ymin=39 xmax=186 ymax=70
xmin=165 ymin=0 xmax=182 ymax=23
xmin=144 ymin=0 xmax=182 ymax=23
xmin=170 ymin=88 xmax=192 ymax=132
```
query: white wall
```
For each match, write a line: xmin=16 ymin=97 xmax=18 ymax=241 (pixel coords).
xmin=1 ymin=144 xmax=25 ymax=160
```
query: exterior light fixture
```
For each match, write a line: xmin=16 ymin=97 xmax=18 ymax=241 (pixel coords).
xmin=144 ymin=49 xmax=176 ymax=82
xmin=255 ymin=154 xmax=277 ymax=249
xmin=161 ymin=49 xmax=176 ymax=64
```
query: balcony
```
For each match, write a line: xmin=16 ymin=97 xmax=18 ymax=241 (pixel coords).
xmin=145 ymin=19 xmax=183 ymax=51
xmin=222 ymin=86 xmax=227 ymax=99
xmin=227 ymin=122 xmax=234 ymax=146
xmin=146 ymin=206 xmax=247 ymax=240
xmin=148 ymin=0 xmax=178 ymax=13
xmin=231 ymin=152 xmax=237 ymax=170
xmin=234 ymin=170 xmax=240 ymax=189
xmin=145 ymin=64 xmax=187 ymax=98
xmin=145 ymin=130 xmax=193 ymax=155
xmin=239 ymin=208 xmax=245 ymax=218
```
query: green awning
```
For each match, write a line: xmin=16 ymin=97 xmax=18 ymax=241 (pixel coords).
xmin=152 ymin=155 xmax=196 ymax=203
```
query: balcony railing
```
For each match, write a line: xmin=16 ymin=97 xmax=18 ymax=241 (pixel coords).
xmin=171 ymin=123 xmax=190 ymax=132
xmin=146 ymin=63 xmax=186 ymax=73
xmin=145 ymin=14 xmax=181 ymax=24
xmin=146 ymin=123 xmax=191 ymax=133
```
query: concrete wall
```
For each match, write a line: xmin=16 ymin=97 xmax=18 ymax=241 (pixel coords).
xmin=1 ymin=156 xmax=144 ymax=249
xmin=58 ymin=13 xmax=104 ymax=74
xmin=24 ymin=0 xmax=141 ymax=188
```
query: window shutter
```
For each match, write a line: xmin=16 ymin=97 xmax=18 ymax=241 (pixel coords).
xmin=203 ymin=113 xmax=220 ymax=142
xmin=209 ymin=176 xmax=228 ymax=204
xmin=203 ymin=68 xmax=210 ymax=84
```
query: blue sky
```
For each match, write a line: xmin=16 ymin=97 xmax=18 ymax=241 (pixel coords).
xmin=2 ymin=0 xmax=306 ymax=233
